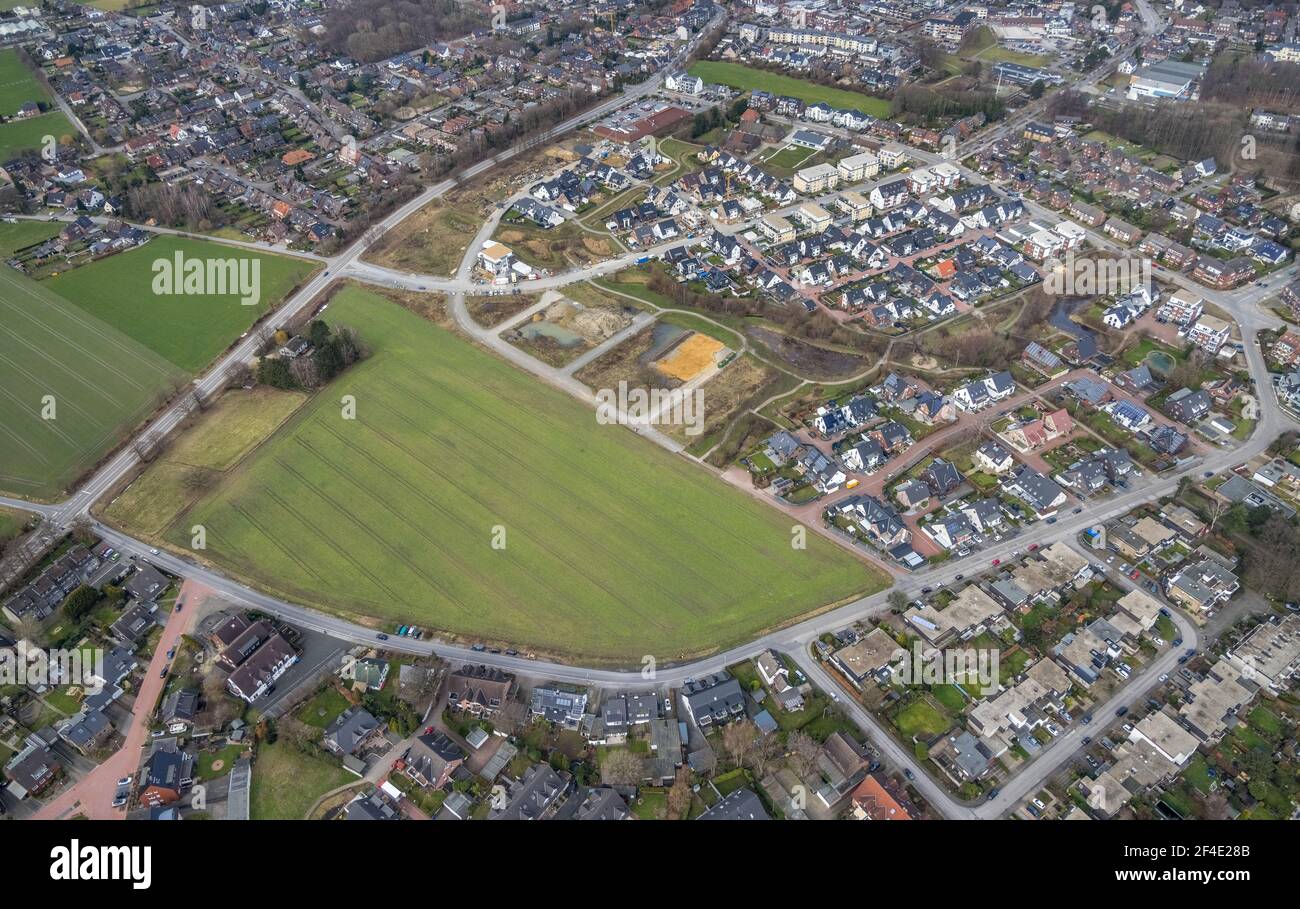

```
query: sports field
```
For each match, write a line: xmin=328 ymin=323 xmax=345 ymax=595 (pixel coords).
xmin=45 ymin=236 xmax=318 ymax=373
xmin=687 ymin=61 xmax=892 ymax=118
xmin=150 ymin=285 xmax=880 ymax=661
xmin=0 ymin=266 xmax=186 ymax=500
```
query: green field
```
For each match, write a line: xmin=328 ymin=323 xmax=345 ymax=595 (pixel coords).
xmin=102 ymin=387 xmax=306 ymax=534
xmin=149 ymin=285 xmax=879 ymax=661
xmin=0 ymin=266 xmax=186 ymax=500
xmin=0 ymin=49 xmax=49 ymax=116
xmin=0 ymin=220 xmax=60 ymax=256
xmin=687 ymin=62 xmax=892 ymax=118
xmin=0 ymin=111 xmax=76 ymax=161
xmin=249 ymin=740 xmax=354 ymax=820
xmin=45 ymin=236 xmax=318 ymax=373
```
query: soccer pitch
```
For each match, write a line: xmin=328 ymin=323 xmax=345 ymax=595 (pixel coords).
xmin=45 ymin=236 xmax=319 ymax=373
xmin=160 ymin=286 xmax=882 ymax=662
xmin=0 ymin=266 xmax=186 ymax=500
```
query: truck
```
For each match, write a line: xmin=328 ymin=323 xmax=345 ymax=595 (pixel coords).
xmin=635 ymin=256 xmax=651 ymax=264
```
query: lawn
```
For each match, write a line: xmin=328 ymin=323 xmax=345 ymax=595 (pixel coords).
xmin=297 ymin=686 xmax=352 ymax=729
xmin=102 ymin=386 xmax=306 ymax=535
xmin=894 ymin=696 xmax=952 ymax=738
xmin=156 ymin=285 xmax=881 ymax=662
xmin=0 ymin=266 xmax=186 ymax=500
xmin=45 ymin=236 xmax=319 ymax=373
xmin=249 ymin=740 xmax=354 ymax=820
xmin=687 ymin=62 xmax=891 ymax=118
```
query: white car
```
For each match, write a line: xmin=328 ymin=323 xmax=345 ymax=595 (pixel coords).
xmin=1152 ymin=636 xmax=1164 ymax=646
xmin=1032 ymin=798 xmax=1046 ymax=810
xmin=1159 ymin=673 xmax=1169 ymax=682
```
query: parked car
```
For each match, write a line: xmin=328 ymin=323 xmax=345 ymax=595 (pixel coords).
xmin=903 ymin=768 xmax=914 ymax=780
xmin=1082 ymin=736 xmax=1092 ymax=746
xmin=1115 ymin=706 xmax=1128 ymax=717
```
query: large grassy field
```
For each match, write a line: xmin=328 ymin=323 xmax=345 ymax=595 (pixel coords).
xmin=142 ymin=285 xmax=880 ymax=662
xmin=0 ymin=220 xmax=61 ymax=256
xmin=0 ymin=49 xmax=49 ymax=116
xmin=45 ymin=236 xmax=318 ymax=373
xmin=0 ymin=111 xmax=76 ymax=161
xmin=0 ymin=266 xmax=187 ymax=500
xmin=687 ymin=62 xmax=891 ymax=118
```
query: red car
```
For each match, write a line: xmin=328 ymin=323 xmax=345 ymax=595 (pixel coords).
xmin=991 ymin=558 xmax=1001 ymax=566
xmin=1129 ymin=569 xmax=1140 ymax=580
xmin=1028 ymin=543 xmax=1039 ymax=552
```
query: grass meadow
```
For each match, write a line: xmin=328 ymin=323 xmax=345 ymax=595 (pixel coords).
xmin=45 ymin=235 xmax=319 ymax=373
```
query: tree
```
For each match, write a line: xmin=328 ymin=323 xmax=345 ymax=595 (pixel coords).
xmin=494 ymin=699 xmax=529 ymax=737
xmin=666 ymin=766 xmax=693 ymax=819
xmin=786 ymin=730 xmax=821 ymax=779
xmin=721 ymin=719 xmax=758 ymax=770
xmin=887 ymin=590 xmax=910 ymax=612
xmin=62 ymin=584 xmax=99 ymax=621
xmin=600 ymin=748 xmax=645 ymax=787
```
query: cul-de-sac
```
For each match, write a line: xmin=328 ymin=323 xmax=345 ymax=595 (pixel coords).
xmin=1 ymin=0 xmax=1299 ymax=826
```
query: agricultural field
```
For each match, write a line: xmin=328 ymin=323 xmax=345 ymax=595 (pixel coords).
xmin=0 ymin=266 xmax=187 ymax=500
xmin=102 ymin=386 xmax=306 ymax=535
xmin=0 ymin=219 xmax=61 ymax=257
xmin=145 ymin=285 xmax=879 ymax=662
xmin=0 ymin=49 xmax=50 ymax=115
xmin=0 ymin=111 xmax=76 ymax=161
xmin=687 ymin=61 xmax=892 ymax=118
xmin=44 ymin=235 xmax=318 ymax=373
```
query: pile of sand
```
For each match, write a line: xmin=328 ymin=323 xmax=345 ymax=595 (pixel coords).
xmin=543 ymin=298 xmax=631 ymax=343
xmin=657 ymin=333 xmax=727 ymax=382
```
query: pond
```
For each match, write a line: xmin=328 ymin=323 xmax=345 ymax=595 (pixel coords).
xmin=1146 ymin=350 xmax=1176 ymax=376
xmin=518 ymin=320 xmax=585 ymax=347
xmin=1048 ymin=297 xmax=1098 ymax=360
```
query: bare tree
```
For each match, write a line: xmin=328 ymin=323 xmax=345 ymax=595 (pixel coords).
xmin=721 ymin=719 xmax=758 ymax=770
xmin=494 ymin=699 xmax=529 ymax=737
xmin=786 ymin=730 xmax=821 ymax=779
xmin=666 ymin=766 xmax=692 ymax=819
xmin=600 ymin=748 xmax=645 ymax=787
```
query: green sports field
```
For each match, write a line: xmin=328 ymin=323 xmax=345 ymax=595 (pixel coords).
xmin=45 ymin=236 xmax=319 ymax=373
xmin=155 ymin=286 xmax=881 ymax=662
xmin=0 ymin=266 xmax=186 ymax=500
xmin=687 ymin=61 xmax=892 ymax=118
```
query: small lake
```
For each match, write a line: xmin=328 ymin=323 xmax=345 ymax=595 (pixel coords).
xmin=1048 ymin=297 xmax=1098 ymax=360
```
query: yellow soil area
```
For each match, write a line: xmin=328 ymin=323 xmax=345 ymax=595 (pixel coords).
xmin=657 ymin=332 xmax=725 ymax=381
